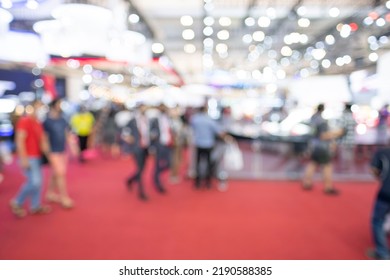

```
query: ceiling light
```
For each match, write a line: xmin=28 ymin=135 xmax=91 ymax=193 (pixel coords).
xmin=340 ymin=24 xmax=351 ymax=38
xmin=364 ymin=17 xmax=374 ymax=25
xmin=312 ymin=49 xmax=326 ymax=60
xmin=184 ymin=43 xmax=196 ymax=54
xmin=369 ymin=52 xmax=378 ymax=62
xmin=82 ymin=74 xmax=93 ymax=84
xmin=300 ymin=69 xmax=309 ymax=78
xmin=253 ymin=31 xmax=265 ymax=42
xmin=386 ymin=1 xmax=390 ymax=9
xmin=298 ymin=18 xmax=310 ymax=28
xmin=329 ymin=7 xmax=340 ymax=18
xmin=182 ymin=29 xmax=195 ymax=40
xmin=242 ymin=34 xmax=252 ymax=44
xmin=310 ymin=60 xmax=319 ymax=69
xmin=0 ymin=7 xmax=13 ymax=22
xmin=376 ymin=18 xmax=386 ymax=27
xmin=315 ymin=42 xmax=325 ymax=49
xmin=268 ymin=50 xmax=277 ymax=59
xmin=368 ymin=36 xmax=377 ymax=44
xmin=343 ymin=55 xmax=352 ymax=64
xmin=204 ymin=16 xmax=214 ymax=26
xmin=83 ymin=64 xmax=93 ymax=74
xmin=203 ymin=26 xmax=213 ymax=36
xmin=370 ymin=43 xmax=379 ymax=51
xmin=219 ymin=17 xmax=232 ymax=26
xmin=258 ymin=16 xmax=271 ymax=28
xmin=325 ymin=35 xmax=335 ymax=45
xmin=252 ymin=70 xmax=262 ymax=79
xmin=281 ymin=46 xmax=292 ymax=56
xmin=216 ymin=43 xmax=228 ymax=53
xmin=128 ymin=14 xmax=140 ymax=24
xmin=1 ymin=0 xmax=12 ymax=9
xmin=203 ymin=38 xmax=214 ymax=48
xmin=245 ymin=17 xmax=255 ymax=26
xmin=300 ymin=34 xmax=308 ymax=44
xmin=217 ymin=30 xmax=229 ymax=40
xmin=152 ymin=43 xmax=164 ymax=53
xmin=335 ymin=57 xmax=344 ymax=66
xmin=280 ymin=57 xmax=290 ymax=66
xmin=321 ymin=59 xmax=331 ymax=68
xmin=180 ymin=15 xmax=193 ymax=26
xmin=297 ymin=6 xmax=307 ymax=16
xmin=267 ymin=7 xmax=276 ymax=19
xmin=26 ymin=0 xmax=39 ymax=10
xmin=369 ymin=12 xmax=379 ymax=20
xmin=379 ymin=36 xmax=389 ymax=44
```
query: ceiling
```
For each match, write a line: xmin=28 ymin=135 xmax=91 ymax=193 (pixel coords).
xmin=2 ymin=0 xmax=390 ymax=87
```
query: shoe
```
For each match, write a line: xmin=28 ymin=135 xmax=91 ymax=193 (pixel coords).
xmin=9 ymin=200 xmax=27 ymax=218
xmin=60 ymin=198 xmax=74 ymax=209
xmin=126 ymin=178 xmax=134 ymax=190
xmin=302 ymin=183 xmax=313 ymax=190
xmin=366 ymin=248 xmax=390 ymax=260
xmin=138 ymin=193 xmax=149 ymax=201
xmin=30 ymin=205 xmax=51 ymax=215
xmin=156 ymin=187 xmax=166 ymax=194
xmin=46 ymin=193 xmax=61 ymax=203
xmin=324 ymin=188 xmax=340 ymax=195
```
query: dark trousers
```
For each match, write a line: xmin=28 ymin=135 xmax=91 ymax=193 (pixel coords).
xmin=128 ymin=148 xmax=148 ymax=195
xmin=154 ymin=144 xmax=171 ymax=190
xmin=195 ymin=147 xmax=213 ymax=187
xmin=371 ymin=199 xmax=390 ymax=259
xmin=78 ymin=135 xmax=89 ymax=152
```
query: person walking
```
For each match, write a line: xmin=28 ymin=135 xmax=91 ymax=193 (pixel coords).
xmin=339 ymin=103 xmax=357 ymax=169
xmin=70 ymin=105 xmax=95 ymax=162
xmin=190 ymin=105 xmax=226 ymax=189
xmin=150 ymin=104 xmax=174 ymax=193
xmin=302 ymin=104 xmax=344 ymax=195
xmin=367 ymin=146 xmax=390 ymax=259
xmin=9 ymin=100 xmax=51 ymax=217
xmin=43 ymin=98 xmax=74 ymax=209
xmin=123 ymin=104 xmax=151 ymax=201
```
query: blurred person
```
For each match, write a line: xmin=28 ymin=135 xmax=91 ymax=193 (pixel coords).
xmin=170 ymin=107 xmax=188 ymax=183
xmin=122 ymin=104 xmax=150 ymax=201
xmin=190 ymin=105 xmax=227 ymax=188
xmin=367 ymin=144 xmax=390 ymax=259
xmin=9 ymin=100 xmax=51 ymax=218
xmin=43 ymin=98 xmax=74 ymax=209
xmin=377 ymin=104 xmax=389 ymax=145
xmin=302 ymin=104 xmax=344 ymax=195
xmin=100 ymin=107 xmax=120 ymax=158
xmin=150 ymin=104 xmax=174 ymax=192
xmin=339 ymin=103 xmax=357 ymax=169
xmin=70 ymin=105 xmax=95 ymax=162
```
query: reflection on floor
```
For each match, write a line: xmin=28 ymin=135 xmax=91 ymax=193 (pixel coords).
xmin=228 ymin=140 xmax=375 ymax=181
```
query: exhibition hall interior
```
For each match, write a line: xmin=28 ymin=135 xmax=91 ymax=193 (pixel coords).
xmin=1 ymin=0 xmax=390 ymax=260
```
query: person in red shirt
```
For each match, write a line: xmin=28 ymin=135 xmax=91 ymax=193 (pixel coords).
xmin=9 ymin=100 xmax=51 ymax=218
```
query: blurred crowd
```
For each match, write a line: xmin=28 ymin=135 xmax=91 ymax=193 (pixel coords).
xmin=0 ymin=98 xmax=389 ymax=260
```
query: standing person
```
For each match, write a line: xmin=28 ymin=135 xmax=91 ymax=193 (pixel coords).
xmin=302 ymin=104 xmax=344 ymax=195
xmin=43 ymin=98 xmax=74 ymax=209
xmin=377 ymin=104 xmax=389 ymax=145
xmin=122 ymin=104 xmax=150 ymax=201
xmin=190 ymin=105 xmax=225 ymax=188
xmin=150 ymin=104 xmax=174 ymax=193
xmin=339 ymin=103 xmax=357 ymax=169
xmin=170 ymin=107 xmax=187 ymax=183
xmin=368 ymin=146 xmax=390 ymax=260
xmin=70 ymin=105 xmax=95 ymax=162
xmin=9 ymin=100 xmax=51 ymax=218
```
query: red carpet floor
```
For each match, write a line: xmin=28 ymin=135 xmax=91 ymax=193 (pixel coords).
xmin=0 ymin=152 xmax=380 ymax=260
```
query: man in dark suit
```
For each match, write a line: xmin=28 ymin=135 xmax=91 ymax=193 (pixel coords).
xmin=150 ymin=104 xmax=173 ymax=193
xmin=122 ymin=104 xmax=150 ymax=201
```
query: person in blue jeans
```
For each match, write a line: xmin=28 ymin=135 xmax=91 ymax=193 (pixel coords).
xmin=369 ymin=147 xmax=390 ymax=259
xmin=10 ymin=100 xmax=51 ymax=218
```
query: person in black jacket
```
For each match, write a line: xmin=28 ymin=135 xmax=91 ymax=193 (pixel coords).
xmin=122 ymin=104 xmax=151 ymax=201
xmin=368 ymin=147 xmax=390 ymax=259
xmin=150 ymin=104 xmax=173 ymax=193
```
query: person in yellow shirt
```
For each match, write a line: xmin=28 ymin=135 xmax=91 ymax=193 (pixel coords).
xmin=70 ymin=105 xmax=95 ymax=162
